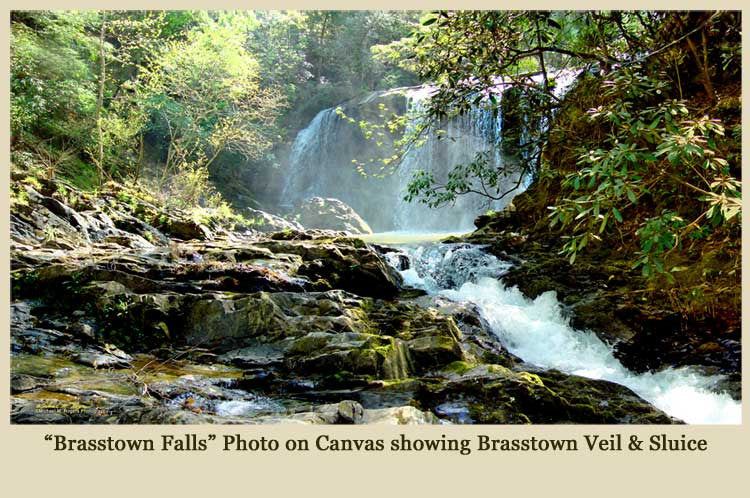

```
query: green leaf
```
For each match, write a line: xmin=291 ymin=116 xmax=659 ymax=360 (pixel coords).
xmin=612 ymin=207 xmax=623 ymax=223
xmin=599 ymin=213 xmax=609 ymax=233
xmin=578 ymin=235 xmax=588 ymax=249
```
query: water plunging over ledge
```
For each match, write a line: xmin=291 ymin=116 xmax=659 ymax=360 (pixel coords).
xmin=279 ymin=71 xmax=579 ymax=233
xmin=280 ymin=86 xmax=522 ymax=232
xmin=381 ymin=238 xmax=741 ymax=425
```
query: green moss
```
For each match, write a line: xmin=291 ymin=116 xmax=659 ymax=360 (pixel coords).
xmin=443 ymin=360 xmax=475 ymax=375
xmin=480 ymin=351 xmax=513 ymax=367
xmin=10 ymin=185 xmax=30 ymax=208
xmin=372 ymin=342 xmax=394 ymax=358
xmin=21 ymin=175 xmax=42 ymax=190
xmin=516 ymin=371 xmax=544 ymax=386
xmin=60 ymin=158 xmax=99 ymax=190
xmin=486 ymin=364 xmax=512 ymax=375
xmin=312 ymin=278 xmax=333 ymax=290
xmin=328 ymin=370 xmax=358 ymax=385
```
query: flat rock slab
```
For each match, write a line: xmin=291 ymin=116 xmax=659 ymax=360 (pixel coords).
xmin=11 ymin=373 xmax=45 ymax=393
xmin=74 ymin=352 xmax=132 ymax=369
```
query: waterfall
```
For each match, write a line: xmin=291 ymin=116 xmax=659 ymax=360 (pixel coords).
xmin=281 ymin=84 xmax=529 ymax=232
xmin=394 ymin=242 xmax=742 ymax=425
xmin=391 ymin=86 xmax=520 ymax=231
xmin=281 ymin=108 xmax=336 ymax=203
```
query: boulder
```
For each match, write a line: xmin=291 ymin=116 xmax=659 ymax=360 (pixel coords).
xmin=258 ymin=237 xmax=403 ymax=298
xmin=362 ymin=406 xmax=440 ymax=424
xmin=295 ymin=197 xmax=373 ymax=234
xmin=244 ymin=208 xmax=304 ymax=233
xmin=418 ymin=365 xmax=679 ymax=424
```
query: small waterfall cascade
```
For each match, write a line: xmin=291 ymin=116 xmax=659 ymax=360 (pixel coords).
xmin=281 ymin=72 xmax=578 ymax=232
xmin=389 ymin=242 xmax=742 ymax=425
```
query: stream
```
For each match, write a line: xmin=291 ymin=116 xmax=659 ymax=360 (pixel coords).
xmin=372 ymin=233 xmax=742 ymax=425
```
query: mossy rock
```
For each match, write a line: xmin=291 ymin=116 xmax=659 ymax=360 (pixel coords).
xmin=418 ymin=368 xmax=677 ymax=424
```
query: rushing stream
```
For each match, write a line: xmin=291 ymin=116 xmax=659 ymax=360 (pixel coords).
xmin=276 ymin=72 xmax=740 ymax=425
xmin=377 ymin=236 xmax=742 ymax=425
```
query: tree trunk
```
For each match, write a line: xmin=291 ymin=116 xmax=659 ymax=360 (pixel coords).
xmin=675 ymin=15 xmax=716 ymax=103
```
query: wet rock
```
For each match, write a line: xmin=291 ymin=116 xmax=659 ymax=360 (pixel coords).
xmin=67 ymin=322 xmax=96 ymax=340
xmin=362 ymin=406 xmax=440 ymax=424
xmin=286 ymin=335 xmax=385 ymax=377
xmin=11 ymin=389 xmax=149 ymax=424
xmin=418 ymin=366 xmax=678 ymax=424
xmin=118 ymin=406 xmax=221 ymax=424
xmin=405 ymin=335 xmax=463 ymax=374
xmin=294 ymin=197 xmax=373 ymax=234
xmin=182 ymin=293 xmax=296 ymax=349
xmin=219 ymin=344 xmax=285 ymax=369
xmin=74 ymin=352 xmax=132 ymax=369
xmin=318 ymin=400 xmax=365 ymax=424
xmin=11 ymin=399 xmax=74 ymax=424
xmin=244 ymin=208 xmax=304 ymax=233
xmin=101 ymin=233 xmax=154 ymax=249
xmin=166 ymin=219 xmax=212 ymax=241
xmin=386 ymin=252 xmax=410 ymax=271
xmin=536 ymin=370 xmax=681 ymax=423
xmin=569 ymin=298 xmax=637 ymax=344
xmin=473 ymin=203 xmax=520 ymax=232
xmin=430 ymin=298 xmax=520 ymax=368
xmin=180 ymin=290 xmax=467 ymax=379
xmin=11 ymin=301 xmax=37 ymax=331
xmin=259 ymin=237 xmax=403 ymax=298
xmin=11 ymin=374 xmax=44 ymax=393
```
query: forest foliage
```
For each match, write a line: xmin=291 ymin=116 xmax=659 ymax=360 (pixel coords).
xmin=10 ymin=10 xmax=742 ymax=285
xmin=10 ymin=10 xmax=419 ymax=207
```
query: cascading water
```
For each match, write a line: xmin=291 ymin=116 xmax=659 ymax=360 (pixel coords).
xmin=391 ymin=86 xmax=521 ymax=231
xmin=281 ymin=71 xmax=580 ymax=232
xmin=281 ymin=85 xmax=524 ymax=232
xmin=389 ymin=242 xmax=741 ymax=425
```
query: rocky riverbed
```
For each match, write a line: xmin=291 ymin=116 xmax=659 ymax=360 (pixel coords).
xmin=9 ymin=176 xmax=710 ymax=424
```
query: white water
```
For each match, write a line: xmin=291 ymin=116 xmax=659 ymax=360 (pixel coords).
xmin=281 ymin=83 xmax=528 ymax=231
xmin=395 ymin=241 xmax=741 ymax=424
